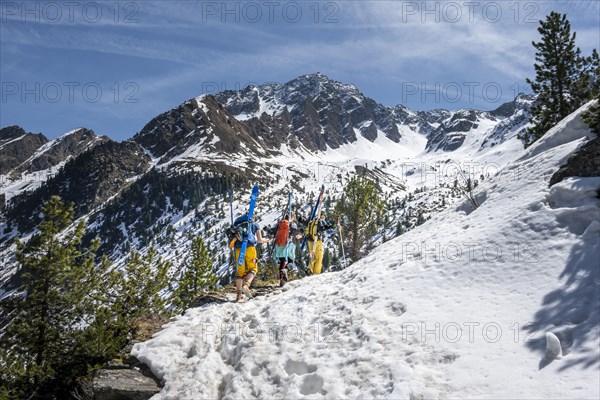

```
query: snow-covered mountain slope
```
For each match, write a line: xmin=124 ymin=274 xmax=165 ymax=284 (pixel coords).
xmin=0 ymin=73 xmax=534 ymax=293
xmin=132 ymin=102 xmax=599 ymax=399
xmin=0 ymin=127 xmax=109 ymax=202
xmin=213 ymin=73 xmax=534 ymax=155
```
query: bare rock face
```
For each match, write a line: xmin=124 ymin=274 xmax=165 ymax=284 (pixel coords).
xmin=132 ymin=96 xmax=270 ymax=161
xmin=0 ymin=126 xmax=48 ymax=175
xmin=214 ymin=73 xmax=404 ymax=152
xmin=426 ymin=110 xmax=483 ymax=152
xmin=22 ymin=128 xmax=109 ymax=174
xmin=550 ymin=136 xmax=600 ymax=186
xmin=5 ymin=139 xmax=152 ymax=234
xmin=214 ymin=74 xmax=533 ymax=154
xmin=92 ymin=369 xmax=161 ymax=400
xmin=0 ymin=126 xmax=109 ymax=177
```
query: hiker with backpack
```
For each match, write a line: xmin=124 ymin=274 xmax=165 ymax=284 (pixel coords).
xmin=272 ymin=212 xmax=301 ymax=286
xmin=298 ymin=211 xmax=336 ymax=275
xmin=228 ymin=213 xmax=271 ymax=301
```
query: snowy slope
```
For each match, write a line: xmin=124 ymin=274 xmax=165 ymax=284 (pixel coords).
xmin=132 ymin=104 xmax=599 ymax=399
xmin=0 ymin=128 xmax=107 ymax=201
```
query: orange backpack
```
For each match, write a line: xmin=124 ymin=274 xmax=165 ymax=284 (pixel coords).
xmin=275 ymin=220 xmax=290 ymax=246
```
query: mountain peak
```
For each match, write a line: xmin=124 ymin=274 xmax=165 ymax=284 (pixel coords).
xmin=209 ymin=73 xmax=533 ymax=153
xmin=0 ymin=125 xmax=28 ymax=142
xmin=490 ymin=93 xmax=535 ymax=118
xmin=290 ymin=72 xmax=331 ymax=84
xmin=283 ymin=72 xmax=361 ymax=98
xmin=0 ymin=126 xmax=108 ymax=181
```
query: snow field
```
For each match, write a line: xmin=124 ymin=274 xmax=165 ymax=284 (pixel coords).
xmin=133 ymin=104 xmax=599 ymax=399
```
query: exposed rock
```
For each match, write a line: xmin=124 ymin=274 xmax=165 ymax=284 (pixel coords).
xmin=0 ymin=126 xmax=48 ymax=175
xmin=482 ymin=94 xmax=535 ymax=149
xmin=5 ymin=139 xmax=151 ymax=232
xmin=189 ymin=293 xmax=230 ymax=307
xmin=73 ymin=375 xmax=95 ymax=400
xmin=0 ymin=126 xmax=109 ymax=177
xmin=214 ymin=73 xmax=406 ymax=152
xmin=0 ymin=125 xmax=29 ymax=143
xmin=19 ymin=128 xmax=109 ymax=175
xmin=106 ymin=360 xmax=132 ymax=370
xmin=132 ymin=96 xmax=274 ymax=161
xmin=490 ymin=93 xmax=535 ymax=118
xmin=550 ymin=136 xmax=600 ymax=186
xmin=425 ymin=110 xmax=483 ymax=152
xmin=92 ymin=369 xmax=161 ymax=400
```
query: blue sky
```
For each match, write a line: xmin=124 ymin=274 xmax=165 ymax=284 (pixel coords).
xmin=1 ymin=1 xmax=598 ymax=141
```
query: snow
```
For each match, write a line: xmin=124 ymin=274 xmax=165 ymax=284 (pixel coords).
xmin=0 ymin=160 xmax=68 ymax=202
xmin=0 ymin=134 xmax=27 ymax=149
xmin=545 ymin=332 xmax=563 ymax=360
xmin=0 ymin=127 xmax=102 ymax=201
xmin=62 ymin=128 xmax=84 ymax=137
xmin=195 ymin=95 xmax=210 ymax=115
xmin=322 ymin=128 xmax=425 ymax=162
xmin=132 ymin=104 xmax=600 ymax=398
xmin=518 ymin=102 xmax=595 ymax=162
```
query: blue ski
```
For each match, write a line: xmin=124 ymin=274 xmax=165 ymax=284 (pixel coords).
xmin=238 ymin=184 xmax=259 ymax=266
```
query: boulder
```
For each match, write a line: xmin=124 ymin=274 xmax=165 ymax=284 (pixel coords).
xmin=93 ymin=369 xmax=161 ymax=400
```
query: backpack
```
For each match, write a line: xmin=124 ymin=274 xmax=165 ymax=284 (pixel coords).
xmin=275 ymin=220 xmax=290 ymax=246
xmin=226 ymin=216 xmax=252 ymax=248
xmin=305 ymin=219 xmax=318 ymax=241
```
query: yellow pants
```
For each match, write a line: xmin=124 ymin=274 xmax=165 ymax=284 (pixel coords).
xmin=235 ymin=246 xmax=258 ymax=278
xmin=308 ymin=240 xmax=323 ymax=275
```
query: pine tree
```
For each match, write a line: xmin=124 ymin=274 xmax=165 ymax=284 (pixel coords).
xmin=582 ymin=96 xmax=600 ymax=133
xmin=395 ymin=221 xmax=404 ymax=236
xmin=0 ymin=196 xmax=112 ymax=397
xmin=572 ymin=50 xmax=600 ymax=106
xmin=113 ymin=247 xmax=171 ymax=321
xmin=335 ymin=176 xmax=384 ymax=262
xmin=172 ymin=236 xmax=217 ymax=312
xmin=521 ymin=12 xmax=598 ymax=146
xmin=416 ymin=211 xmax=426 ymax=226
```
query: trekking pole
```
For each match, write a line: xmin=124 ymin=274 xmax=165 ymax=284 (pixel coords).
xmin=338 ymin=217 xmax=347 ymax=269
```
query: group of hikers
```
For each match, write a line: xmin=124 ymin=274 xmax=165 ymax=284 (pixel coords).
xmin=227 ymin=209 xmax=338 ymax=302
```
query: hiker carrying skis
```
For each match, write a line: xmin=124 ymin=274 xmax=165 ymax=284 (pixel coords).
xmin=299 ymin=211 xmax=336 ymax=275
xmin=272 ymin=212 xmax=300 ymax=286
xmin=228 ymin=213 xmax=270 ymax=301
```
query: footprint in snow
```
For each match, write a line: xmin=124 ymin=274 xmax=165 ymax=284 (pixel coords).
xmin=300 ymin=373 xmax=326 ymax=395
xmin=284 ymin=359 xmax=317 ymax=375
xmin=387 ymin=262 xmax=402 ymax=270
xmin=387 ymin=301 xmax=407 ymax=316
xmin=362 ymin=295 xmax=377 ymax=305
xmin=437 ymin=352 xmax=459 ymax=364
